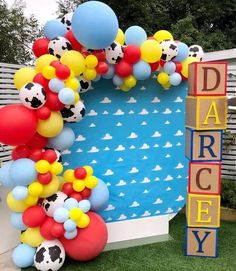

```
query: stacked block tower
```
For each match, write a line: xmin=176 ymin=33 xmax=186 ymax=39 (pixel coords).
xmin=185 ymin=62 xmax=227 ymax=257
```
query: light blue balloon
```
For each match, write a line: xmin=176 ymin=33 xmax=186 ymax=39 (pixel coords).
xmin=12 ymin=186 xmax=28 ymax=201
xmin=93 ymin=75 xmax=101 ymax=82
xmin=164 ymin=61 xmax=176 ymax=75
xmin=49 ymin=78 xmax=65 ymax=93
xmin=44 ymin=20 xmax=67 ymax=40
xmin=89 ymin=179 xmax=109 ymax=212
xmin=10 ymin=158 xmax=37 ymax=186
xmin=113 ymin=75 xmax=123 ymax=87
xmin=78 ymin=200 xmax=91 ymax=213
xmin=169 ymin=72 xmax=182 ymax=86
xmin=0 ymin=161 xmax=15 ymax=188
xmin=133 ymin=60 xmax=151 ymax=80
xmin=125 ymin=26 xmax=147 ymax=46
xmin=64 ymin=229 xmax=77 ymax=240
xmin=174 ymin=42 xmax=189 ymax=62
xmin=64 ymin=219 xmax=77 ymax=232
xmin=102 ymin=64 xmax=115 ymax=79
xmin=72 ymin=1 xmax=119 ymax=49
xmin=11 ymin=212 xmax=27 ymax=230
xmin=48 ymin=127 xmax=75 ymax=151
xmin=53 ymin=207 xmax=69 ymax=223
xmin=63 ymin=198 xmax=79 ymax=210
xmin=12 ymin=244 xmax=36 ymax=268
xmin=58 ymin=88 xmax=75 ymax=105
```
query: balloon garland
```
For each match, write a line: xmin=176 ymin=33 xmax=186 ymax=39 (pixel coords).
xmin=0 ymin=1 xmax=204 ymax=270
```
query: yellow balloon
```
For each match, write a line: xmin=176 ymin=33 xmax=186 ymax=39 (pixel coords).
xmin=41 ymin=176 xmax=60 ymax=198
xmin=85 ymin=55 xmax=98 ymax=69
xmin=73 ymin=93 xmax=80 ymax=104
xmin=66 ymin=70 xmax=75 ymax=81
xmin=58 ymin=176 xmax=65 ymax=190
xmin=50 ymin=162 xmax=63 ymax=175
xmin=24 ymin=227 xmax=45 ymax=247
xmin=85 ymin=176 xmax=98 ymax=189
xmin=37 ymin=111 xmax=63 ymax=138
xmin=73 ymin=179 xmax=85 ymax=192
xmin=83 ymin=166 xmax=93 ymax=176
xmin=83 ymin=68 xmax=97 ymax=80
xmin=162 ymin=82 xmax=171 ymax=90
xmin=69 ymin=208 xmax=83 ymax=221
xmin=36 ymin=160 xmax=51 ymax=174
xmin=20 ymin=232 xmax=26 ymax=243
xmin=76 ymin=213 xmax=90 ymax=228
xmin=124 ymin=75 xmax=137 ymax=88
xmin=120 ymin=84 xmax=131 ymax=92
xmin=181 ymin=56 xmax=198 ymax=78
xmin=154 ymin=30 xmax=173 ymax=42
xmin=36 ymin=54 xmax=57 ymax=72
xmin=42 ymin=65 xmax=56 ymax=79
xmin=115 ymin=28 xmax=125 ymax=45
xmin=66 ymin=78 xmax=79 ymax=91
xmin=60 ymin=50 xmax=85 ymax=76
xmin=7 ymin=192 xmax=28 ymax=212
xmin=14 ymin=67 xmax=36 ymax=90
xmin=28 ymin=182 xmax=43 ymax=197
xmin=24 ymin=195 xmax=39 ymax=206
xmin=157 ymin=72 xmax=169 ymax=85
xmin=141 ymin=40 xmax=162 ymax=63
xmin=64 ymin=169 xmax=75 ymax=183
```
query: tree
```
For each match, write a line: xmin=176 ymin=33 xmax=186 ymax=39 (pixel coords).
xmin=0 ymin=0 xmax=40 ymax=64
xmin=56 ymin=0 xmax=236 ymax=52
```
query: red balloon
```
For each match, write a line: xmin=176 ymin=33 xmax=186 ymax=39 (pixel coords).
xmin=0 ymin=105 xmax=38 ymax=146
xmin=36 ymin=106 xmax=51 ymax=120
xmin=96 ymin=62 xmax=109 ymax=75
xmin=26 ymin=133 xmax=48 ymax=149
xmin=32 ymin=38 xmax=49 ymax=58
xmin=62 ymin=183 xmax=74 ymax=196
xmin=115 ymin=60 xmax=132 ymax=78
xmin=51 ymin=222 xmax=65 ymax=238
xmin=50 ymin=60 xmax=62 ymax=69
xmin=45 ymin=91 xmax=65 ymax=111
xmin=174 ymin=62 xmax=182 ymax=73
xmin=60 ymin=212 xmax=108 ymax=261
xmin=148 ymin=36 xmax=156 ymax=40
xmin=93 ymin=50 xmax=106 ymax=62
xmin=150 ymin=61 xmax=160 ymax=72
xmin=160 ymin=59 xmax=166 ymax=67
xmin=81 ymin=188 xmax=91 ymax=199
xmin=74 ymin=167 xmax=87 ymax=179
xmin=12 ymin=145 xmax=29 ymax=160
xmin=70 ymin=192 xmax=83 ymax=202
xmin=28 ymin=147 xmax=43 ymax=162
xmin=123 ymin=45 xmax=141 ymax=64
xmin=42 ymin=149 xmax=57 ymax=163
xmin=56 ymin=64 xmax=71 ymax=80
xmin=40 ymin=217 xmax=55 ymax=240
xmin=38 ymin=172 xmax=52 ymax=185
xmin=23 ymin=206 xmax=46 ymax=228
xmin=33 ymin=73 xmax=50 ymax=92
xmin=65 ymin=30 xmax=83 ymax=52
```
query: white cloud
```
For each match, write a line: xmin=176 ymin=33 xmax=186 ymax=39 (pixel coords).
xmin=153 ymin=109 xmax=159 ymax=114
xmin=128 ymin=167 xmax=139 ymax=174
xmin=75 ymin=135 xmax=86 ymax=141
xmin=104 ymin=204 xmax=115 ymax=211
xmin=117 ymin=157 xmax=124 ymax=162
xmin=164 ymin=175 xmax=173 ymax=181
xmin=152 ymin=165 xmax=162 ymax=171
xmin=162 ymin=108 xmax=172 ymax=114
xmin=165 ymin=121 xmax=170 ymax=125
xmin=88 ymin=146 xmax=99 ymax=153
xmin=87 ymin=109 xmax=98 ymax=116
xmin=131 ymin=213 xmax=137 ymax=218
xmin=128 ymin=110 xmax=135 ymax=114
xmin=174 ymin=130 xmax=183 ymax=136
xmin=177 ymin=175 xmax=182 ymax=179
xmin=176 ymin=195 xmax=184 ymax=201
xmin=142 ymin=156 xmax=148 ymax=160
xmin=104 ymin=147 xmax=110 ymax=151
xmin=90 ymin=160 xmax=97 ymax=164
xmin=130 ymin=179 xmax=136 ymax=184
xmin=89 ymin=123 xmax=96 ymax=128
xmin=151 ymin=97 xmax=160 ymax=103
xmin=126 ymin=97 xmax=137 ymax=103
xmin=119 ymin=192 xmax=125 ymax=197
xmin=153 ymin=198 xmax=163 ymax=204
xmin=116 ymin=180 xmax=126 ymax=186
xmin=140 ymin=86 xmax=146 ymax=90
xmin=166 ymin=187 xmax=172 ymax=191
xmin=141 ymin=121 xmax=147 ymax=126
xmin=163 ymin=142 xmax=173 ymax=148
xmin=153 ymin=144 xmax=159 ymax=148
xmin=115 ymin=145 xmax=125 ymax=151
xmin=165 ymin=208 xmax=174 ymax=214
xmin=141 ymin=177 xmax=151 ymax=183
xmin=61 ymin=149 xmax=71 ymax=155
xmin=106 ymin=217 xmax=112 ymax=222
xmin=127 ymin=132 xmax=138 ymax=139
xmin=129 ymin=201 xmax=140 ymax=207
xmin=155 ymin=210 xmax=160 ymax=214
xmin=155 ymin=177 xmax=160 ymax=181
xmin=139 ymin=109 xmax=149 ymax=115
xmin=116 ymin=122 xmax=123 ymax=127
xmin=129 ymin=145 xmax=136 ymax=149
xmin=165 ymin=154 xmax=171 ymax=158
xmin=174 ymin=97 xmax=183 ymax=103
xmin=176 ymin=109 xmax=181 ymax=113
xmin=114 ymin=109 xmax=124 ymax=116
xmin=101 ymin=133 xmax=113 ymax=140
xmin=151 ymin=131 xmax=162 ymax=138
xmin=176 ymin=142 xmax=182 ymax=146
xmin=143 ymin=189 xmax=149 ymax=194
xmin=63 ymin=162 xmax=69 ymax=166
xmin=142 ymin=210 xmax=151 ymax=217
xmin=118 ymin=214 xmax=127 ymax=220
xmin=76 ymin=148 xmax=83 ymax=153
xmin=106 ymin=182 xmax=111 ymax=186
xmin=175 ymin=163 xmax=184 ymax=169
xmin=100 ymin=97 xmax=111 ymax=104
xmin=102 ymin=110 xmax=109 ymax=115
xmin=103 ymin=169 xmax=114 ymax=176
xmin=140 ymin=143 xmax=150 ymax=150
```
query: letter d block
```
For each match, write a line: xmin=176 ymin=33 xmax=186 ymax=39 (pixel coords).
xmin=185 ymin=227 xmax=218 ymax=258
xmin=186 ymin=96 xmax=227 ymax=130
xmin=188 ymin=62 xmax=227 ymax=96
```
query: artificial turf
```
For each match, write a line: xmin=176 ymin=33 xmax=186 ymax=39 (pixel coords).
xmin=25 ymin=214 xmax=236 ymax=271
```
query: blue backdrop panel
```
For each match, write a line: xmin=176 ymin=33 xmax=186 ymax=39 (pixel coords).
xmin=62 ymin=78 xmax=188 ymax=223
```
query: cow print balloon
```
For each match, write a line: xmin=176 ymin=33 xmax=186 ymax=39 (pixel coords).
xmin=19 ymin=82 xmax=46 ymax=109
xmin=189 ymin=45 xmax=204 ymax=61
xmin=48 ymin=37 xmax=72 ymax=59
xmin=160 ymin=40 xmax=179 ymax=61
xmin=42 ymin=192 xmax=68 ymax=217
xmin=78 ymin=76 xmax=92 ymax=93
xmin=61 ymin=100 xmax=86 ymax=123
xmin=105 ymin=41 xmax=124 ymax=64
xmin=60 ymin=12 xmax=73 ymax=31
xmin=34 ymin=240 xmax=65 ymax=271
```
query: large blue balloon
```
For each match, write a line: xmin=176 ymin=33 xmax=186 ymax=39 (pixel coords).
xmin=44 ymin=20 xmax=67 ymax=40
xmin=174 ymin=42 xmax=189 ymax=62
xmin=125 ymin=26 xmax=147 ymax=46
xmin=12 ymin=244 xmax=36 ymax=268
xmin=0 ymin=161 xmax=15 ymax=188
xmin=89 ymin=179 xmax=109 ymax=212
xmin=9 ymin=158 xmax=37 ymax=186
xmin=48 ymin=127 xmax=75 ymax=151
xmin=72 ymin=1 xmax=119 ymax=49
xmin=11 ymin=212 xmax=27 ymax=231
xmin=133 ymin=60 xmax=151 ymax=80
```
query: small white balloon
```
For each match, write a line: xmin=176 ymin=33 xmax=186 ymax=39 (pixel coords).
xmin=105 ymin=41 xmax=124 ymax=64
xmin=160 ymin=40 xmax=179 ymax=61
xmin=48 ymin=37 xmax=72 ymax=58
xmin=42 ymin=192 xmax=68 ymax=217
xmin=61 ymin=100 xmax=86 ymax=123
xmin=189 ymin=45 xmax=204 ymax=61
xmin=60 ymin=12 xmax=73 ymax=31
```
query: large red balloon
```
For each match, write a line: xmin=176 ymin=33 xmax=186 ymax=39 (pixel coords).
xmin=60 ymin=212 xmax=108 ymax=261
xmin=0 ymin=105 xmax=38 ymax=146
xmin=123 ymin=45 xmax=141 ymax=64
xmin=26 ymin=133 xmax=48 ymax=149
xmin=23 ymin=206 xmax=46 ymax=228
xmin=32 ymin=38 xmax=49 ymax=58
xmin=115 ymin=60 xmax=132 ymax=78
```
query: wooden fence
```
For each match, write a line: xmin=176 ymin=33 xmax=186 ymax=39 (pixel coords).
xmin=0 ymin=62 xmax=236 ymax=179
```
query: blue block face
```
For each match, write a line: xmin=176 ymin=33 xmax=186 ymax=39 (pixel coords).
xmin=62 ymin=79 xmax=188 ymax=222
xmin=185 ymin=226 xmax=218 ymax=258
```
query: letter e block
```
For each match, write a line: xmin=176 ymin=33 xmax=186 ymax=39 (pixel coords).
xmin=188 ymin=62 xmax=227 ymax=96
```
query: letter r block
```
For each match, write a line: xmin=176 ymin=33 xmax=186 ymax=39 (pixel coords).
xmin=185 ymin=227 xmax=218 ymax=258
xmin=188 ymin=62 xmax=227 ymax=96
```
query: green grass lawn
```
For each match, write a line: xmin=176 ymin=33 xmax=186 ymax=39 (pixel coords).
xmin=25 ymin=214 xmax=236 ymax=271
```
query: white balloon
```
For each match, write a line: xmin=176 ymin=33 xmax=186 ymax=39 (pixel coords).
xmin=42 ymin=192 xmax=68 ymax=217
xmin=48 ymin=37 xmax=72 ymax=58
xmin=160 ymin=40 xmax=179 ymax=61
xmin=61 ymin=100 xmax=86 ymax=123
xmin=105 ymin=41 xmax=124 ymax=64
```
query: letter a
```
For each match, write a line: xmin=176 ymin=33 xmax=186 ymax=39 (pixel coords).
xmin=203 ymin=101 xmax=221 ymax=125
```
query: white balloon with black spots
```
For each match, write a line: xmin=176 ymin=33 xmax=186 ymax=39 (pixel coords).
xmin=78 ymin=76 xmax=92 ymax=93
xmin=60 ymin=12 xmax=73 ymax=31
xmin=19 ymin=82 xmax=46 ymax=109
xmin=105 ymin=41 xmax=124 ymax=64
xmin=41 ymin=192 xmax=68 ymax=217
xmin=48 ymin=37 xmax=72 ymax=58
xmin=34 ymin=240 xmax=65 ymax=271
xmin=160 ymin=40 xmax=179 ymax=61
xmin=189 ymin=45 xmax=204 ymax=61
xmin=61 ymin=100 xmax=86 ymax=123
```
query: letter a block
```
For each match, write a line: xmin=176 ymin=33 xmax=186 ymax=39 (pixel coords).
xmin=188 ymin=62 xmax=227 ymax=96
xmin=186 ymin=96 xmax=227 ymax=130
xmin=188 ymin=162 xmax=221 ymax=195
xmin=185 ymin=227 xmax=218 ymax=258
xmin=187 ymin=194 xmax=220 ymax=227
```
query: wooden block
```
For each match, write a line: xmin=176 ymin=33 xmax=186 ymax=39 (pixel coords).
xmin=186 ymin=96 xmax=227 ymax=130
xmin=185 ymin=227 xmax=218 ymax=257
xmin=187 ymin=194 xmax=220 ymax=227
xmin=188 ymin=62 xmax=227 ymax=96
xmin=185 ymin=128 xmax=223 ymax=162
xmin=188 ymin=162 xmax=221 ymax=195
